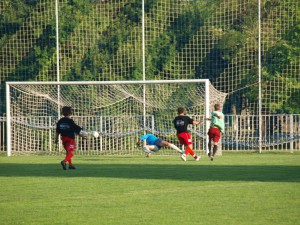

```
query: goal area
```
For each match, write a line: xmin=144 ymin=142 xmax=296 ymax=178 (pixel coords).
xmin=6 ymin=80 xmax=227 ymax=156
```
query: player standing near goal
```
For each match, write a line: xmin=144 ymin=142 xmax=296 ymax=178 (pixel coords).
xmin=55 ymin=106 xmax=85 ymax=170
xmin=173 ymin=107 xmax=201 ymax=161
xmin=206 ymin=103 xmax=225 ymax=161
xmin=137 ymin=133 xmax=184 ymax=157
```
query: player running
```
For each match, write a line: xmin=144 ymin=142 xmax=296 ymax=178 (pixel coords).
xmin=173 ymin=107 xmax=201 ymax=161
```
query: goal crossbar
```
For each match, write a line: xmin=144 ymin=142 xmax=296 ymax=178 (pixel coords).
xmin=6 ymin=79 xmax=210 ymax=86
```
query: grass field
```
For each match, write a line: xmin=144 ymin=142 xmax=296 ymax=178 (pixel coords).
xmin=0 ymin=152 xmax=299 ymax=225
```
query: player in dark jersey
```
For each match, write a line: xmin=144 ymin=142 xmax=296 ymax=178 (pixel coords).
xmin=55 ymin=106 xmax=84 ymax=170
xmin=173 ymin=107 xmax=201 ymax=161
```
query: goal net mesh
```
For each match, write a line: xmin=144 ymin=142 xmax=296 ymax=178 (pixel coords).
xmin=1 ymin=0 xmax=299 ymax=152
xmin=8 ymin=81 xmax=227 ymax=155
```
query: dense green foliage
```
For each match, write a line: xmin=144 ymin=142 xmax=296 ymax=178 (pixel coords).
xmin=0 ymin=0 xmax=299 ymax=115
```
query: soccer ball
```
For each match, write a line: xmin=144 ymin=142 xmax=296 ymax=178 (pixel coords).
xmin=92 ymin=131 xmax=99 ymax=138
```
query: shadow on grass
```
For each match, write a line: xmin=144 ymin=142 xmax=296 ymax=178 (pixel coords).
xmin=0 ymin=162 xmax=299 ymax=182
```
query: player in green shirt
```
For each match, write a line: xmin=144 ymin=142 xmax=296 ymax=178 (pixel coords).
xmin=206 ymin=104 xmax=225 ymax=161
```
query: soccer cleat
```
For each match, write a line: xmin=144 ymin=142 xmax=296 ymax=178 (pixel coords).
xmin=146 ymin=153 xmax=152 ymax=157
xmin=195 ymin=155 xmax=201 ymax=161
xmin=210 ymin=155 xmax=214 ymax=161
xmin=181 ymin=154 xmax=187 ymax=161
xmin=60 ymin=161 xmax=67 ymax=170
xmin=208 ymin=152 xmax=211 ymax=158
xmin=69 ymin=165 xmax=76 ymax=169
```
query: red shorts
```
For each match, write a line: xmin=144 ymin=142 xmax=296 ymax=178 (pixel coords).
xmin=208 ymin=127 xmax=221 ymax=143
xmin=61 ymin=136 xmax=76 ymax=152
xmin=177 ymin=132 xmax=193 ymax=146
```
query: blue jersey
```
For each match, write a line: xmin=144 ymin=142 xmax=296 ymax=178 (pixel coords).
xmin=140 ymin=134 xmax=159 ymax=145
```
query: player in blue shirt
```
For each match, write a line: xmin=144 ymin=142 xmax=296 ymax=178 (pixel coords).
xmin=137 ymin=134 xmax=183 ymax=157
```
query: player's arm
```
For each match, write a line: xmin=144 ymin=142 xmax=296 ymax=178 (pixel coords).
xmin=55 ymin=124 xmax=60 ymax=143
xmin=73 ymin=123 xmax=83 ymax=135
xmin=136 ymin=139 xmax=141 ymax=147
xmin=193 ymin=120 xmax=202 ymax=125
xmin=55 ymin=132 xmax=59 ymax=144
xmin=173 ymin=119 xmax=177 ymax=128
xmin=71 ymin=121 xmax=88 ymax=138
xmin=213 ymin=112 xmax=223 ymax=119
xmin=137 ymin=134 xmax=147 ymax=147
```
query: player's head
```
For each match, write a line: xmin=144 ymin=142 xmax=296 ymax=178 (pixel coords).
xmin=177 ymin=107 xmax=185 ymax=115
xmin=62 ymin=106 xmax=72 ymax=117
xmin=214 ymin=104 xmax=222 ymax=111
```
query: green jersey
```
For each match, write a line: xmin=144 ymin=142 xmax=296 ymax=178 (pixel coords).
xmin=210 ymin=111 xmax=225 ymax=133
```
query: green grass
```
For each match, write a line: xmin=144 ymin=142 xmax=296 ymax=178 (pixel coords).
xmin=0 ymin=152 xmax=300 ymax=225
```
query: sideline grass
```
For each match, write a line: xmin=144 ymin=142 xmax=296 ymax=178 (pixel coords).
xmin=0 ymin=152 xmax=299 ymax=225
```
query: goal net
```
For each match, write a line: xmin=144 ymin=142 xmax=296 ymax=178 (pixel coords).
xmin=6 ymin=80 xmax=227 ymax=156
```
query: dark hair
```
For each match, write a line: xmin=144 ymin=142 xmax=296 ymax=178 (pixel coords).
xmin=177 ymin=107 xmax=185 ymax=114
xmin=62 ymin=106 xmax=72 ymax=117
xmin=214 ymin=104 xmax=221 ymax=111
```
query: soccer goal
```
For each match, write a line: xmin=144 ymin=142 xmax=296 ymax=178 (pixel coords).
xmin=6 ymin=80 xmax=226 ymax=156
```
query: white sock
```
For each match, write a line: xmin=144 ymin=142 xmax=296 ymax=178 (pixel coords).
xmin=169 ymin=144 xmax=183 ymax=154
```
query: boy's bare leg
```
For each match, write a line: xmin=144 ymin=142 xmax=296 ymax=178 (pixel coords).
xmin=211 ymin=142 xmax=218 ymax=161
xmin=208 ymin=139 xmax=212 ymax=157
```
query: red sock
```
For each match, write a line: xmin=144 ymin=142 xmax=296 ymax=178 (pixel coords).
xmin=68 ymin=158 xmax=73 ymax=166
xmin=64 ymin=152 xmax=74 ymax=166
xmin=184 ymin=148 xmax=190 ymax=155
xmin=185 ymin=147 xmax=195 ymax=156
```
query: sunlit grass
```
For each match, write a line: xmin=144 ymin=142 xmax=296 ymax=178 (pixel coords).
xmin=0 ymin=152 xmax=299 ymax=225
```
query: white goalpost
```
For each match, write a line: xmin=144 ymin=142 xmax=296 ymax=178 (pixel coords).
xmin=6 ymin=79 xmax=227 ymax=156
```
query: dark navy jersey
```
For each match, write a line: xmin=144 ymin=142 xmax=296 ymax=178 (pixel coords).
xmin=56 ymin=117 xmax=82 ymax=139
xmin=173 ymin=115 xmax=193 ymax=134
